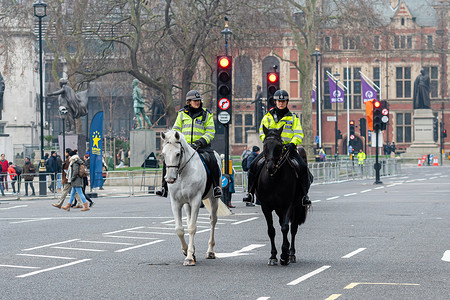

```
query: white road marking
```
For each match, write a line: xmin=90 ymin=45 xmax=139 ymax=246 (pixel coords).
xmin=115 ymin=240 xmax=164 ymax=253
xmin=324 ymin=295 xmax=342 ymax=300
xmin=344 ymin=193 xmax=357 ymax=197
xmin=342 ymin=248 xmax=366 ymax=258
xmin=11 ymin=218 xmax=51 ymax=224
xmin=257 ymin=297 xmax=270 ymax=300
xmin=103 ymin=226 xmax=145 ymax=235
xmin=0 ymin=205 xmax=28 ymax=210
xmin=439 ymin=175 xmax=448 ymax=178
xmin=232 ymin=217 xmax=259 ymax=225
xmin=326 ymin=196 xmax=340 ymax=200
xmin=406 ymin=180 xmax=416 ymax=183
xmin=429 ymin=177 xmax=438 ymax=180
xmin=386 ymin=184 xmax=397 ymax=187
xmin=287 ymin=265 xmax=331 ymax=285
xmin=129 ymin=230 xmax=174 ymax=236
xmin=216 ymin=244 xmax=265 ymax=258
xmin=417 ymin=178 xmax=426 ymax=181
xmin=16 ymin=254 xmax=76 ymax=260
xmin=145 ymin=226 xmax=175 ymax=231
xmin=23 ymin=239 xmax=80 ymax=251
xmin=397 ymin=176 xmax=409 ymax=179
xmin=161 ymin=220 xmax=174 ymax=224
xmin=442 ymin=250 xmax=450 ymax=262
xmin=194 ymin=228 xmax=212 ymax=234
xmin=0 ymin=264 xmax=39 ymax=269
xmin=360 ymin=189 xmax=372 ymax=193
xmin=52 ymin=246 xmax=107 ymax=252
xmin=77 ymin=240 xmax=134 ymax=245
xmin=311 ymin=200 xmax=321 ymax=203
xmin=374 ymin=186 xmax=384 ymax=190
xmin=16 ymin=259 xmax=91 ymax=278
xmin=105 ymin=235 xmax=160 ymax=240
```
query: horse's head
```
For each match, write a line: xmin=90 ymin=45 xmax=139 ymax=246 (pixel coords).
xmin=161 ymin=131 xmax=185 ymax=184
xmin=262 ymin=125 xmax=284 ymax=176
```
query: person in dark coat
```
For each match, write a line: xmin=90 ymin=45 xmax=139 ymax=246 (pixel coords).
xmin=61 ymin=150 xmax=90 ymax=211
xmin=22 ymin=157 xmax=36 ymax=196
xmin=0 ymin=154 xmax=9 ymax=190
xmin=243 ymin=146 xmax=260 ymax=206
xmin=46 ymin=151 xmax=60 ymax=192
xmin=52 ymin=148 xmax=81 ymax=209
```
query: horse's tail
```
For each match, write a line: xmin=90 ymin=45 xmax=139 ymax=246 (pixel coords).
xmin=202 ymin=198 xmax=231 ymax=217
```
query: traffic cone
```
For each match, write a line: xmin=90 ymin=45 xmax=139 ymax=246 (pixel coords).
xmin=418 ymin=159 xmax=422 ymax=167
xmin=433 ymin=158 xmax=439 ymax=166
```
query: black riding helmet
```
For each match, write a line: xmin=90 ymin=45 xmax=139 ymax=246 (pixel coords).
xmin=273 ymin=89 xmax=289 ymax=101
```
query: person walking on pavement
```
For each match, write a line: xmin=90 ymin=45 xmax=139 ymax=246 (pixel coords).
xmin=61 ymin=150 xmax=90 ymax=211
xmin=52 ymin=148 xmax=81 ymax=209
xmin=156 ymin=90 xmax=222 ymax=199
xmin=0 ymin=163 xmax=4 ymax=196
xmin=22 ymin=157 xmax=36 ymax=196
xmin=8 ymin=162 xmax=21 ymax=195
xmin=46 ymin=151 xmax=60 ymax=193
xmin=243 ymin=146 xmax=260 ymax=206
xmin=0 ymin=154 xmax=9 ymax=191
xmin=357 ymin=149 xmax=366 ymax=167
xmin=72 ymin=154 xmax=94 ymax=208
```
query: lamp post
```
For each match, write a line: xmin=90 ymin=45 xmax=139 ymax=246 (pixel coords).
xmin=311 ymin=47 xmax=321 ymax=149
xmin=334 ymin=70 xmax=340 ymax=157
xmin=34 ymin=0 xmax=47 ymax=196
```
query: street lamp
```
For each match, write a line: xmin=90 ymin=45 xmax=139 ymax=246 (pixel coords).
xmin=311 ymin=47 xmax=321 ymax=149
xmin=34 ymin=0 xmax=47 ymax=196
xmin=334 ymin=70 xmax=340 ymax=157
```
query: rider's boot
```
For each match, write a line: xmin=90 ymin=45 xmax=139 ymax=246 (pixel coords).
xmin=213 ymin=186 xmax=222 ymax=198
xmin=302 ymin=194 xmax=312 ymax=206
xmin=156 ymin=163 xmax=168 ymax=197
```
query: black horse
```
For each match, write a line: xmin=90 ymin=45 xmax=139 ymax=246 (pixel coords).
xmin=255 ymin=126 xmax=308 ymax=266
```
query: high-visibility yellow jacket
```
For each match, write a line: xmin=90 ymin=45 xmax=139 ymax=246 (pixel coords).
xmin=259 ymin=109 xmax=303 ymax=145
xmin=172 ymin=106 xmax=215 ymax=144
xmin=357 ymin=151 xmax=366 ymax=165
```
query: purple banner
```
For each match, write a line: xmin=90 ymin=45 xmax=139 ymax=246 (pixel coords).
xmin=361 ymin=76 xmax=377 ymax=103
xmin=312 ymin=89 xmax=316 ymax=103
xmin=328 ymin=76 xmax=344 ymax=103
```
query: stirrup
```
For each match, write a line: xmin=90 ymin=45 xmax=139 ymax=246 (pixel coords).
xmin=213 ymin=187 xmax=222 ymax=198
xmin=302 ymin=195 xmax=311 ymax=206
xmin=156 ymin=187 xmax=168 ymax=198
xmin=243 ymin=193 xmax=253 ymax=203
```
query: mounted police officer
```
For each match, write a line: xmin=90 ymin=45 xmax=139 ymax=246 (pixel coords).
xmin=243 ymin=89 xmax=311 ymax=206
xmin=156 ymin=90 xmax=222 ymax=199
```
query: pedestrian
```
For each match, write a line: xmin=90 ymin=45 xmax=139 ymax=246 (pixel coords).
xmin=61 ymin=149 xmax=90 ymax=211
xmin=0 ymin=153 xmax=9 ymax=190
xmin=72 ymin=154 xmax=94 ymax=208
xmin=0 ymin=163 xmax=4 ymax=196
xmin=22 ymin=156 xmax=36 ymax=196
xmin=52 ymin=148 xmax=81 ymax=209
xmin=46 ymin=151 xmax=60 ymax=193
xmin=8 ymin=162 xmax=22 ymax=195
xmin=357 ymin=149 xmax=366 ymax=166
xmin=243 ymin=146 xmax=260 ymax=206
xmin=319 ymin=148 xmax=326 ymax=162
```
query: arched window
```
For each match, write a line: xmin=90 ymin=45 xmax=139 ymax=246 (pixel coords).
xmin=262 ymin=56 xmax=280 ymax=98
xmin=234 ymin=56 xmax=252 ymax=99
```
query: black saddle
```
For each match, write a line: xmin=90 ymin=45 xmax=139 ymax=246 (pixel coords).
xmin=197 ymin=150 xmax=215 ymax=199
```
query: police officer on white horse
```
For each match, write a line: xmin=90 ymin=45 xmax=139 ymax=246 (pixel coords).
xmin=156 ymin=90 xmax=222 ymax=199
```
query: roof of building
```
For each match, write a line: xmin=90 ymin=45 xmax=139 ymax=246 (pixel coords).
xmin=376 ymin=0 xmax=440 ymax=27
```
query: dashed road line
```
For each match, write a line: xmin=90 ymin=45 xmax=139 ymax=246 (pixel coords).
xmin=386 ymin=184 xmax=397 ymax=187
xmin=256 ymin=297 xmax=270 ymax=300
xmin=0 ymin=264 xmax=39 ymax=269
xmin=103 ymin=226 xmax=145 ymax=235
xmin=52 ymin=246 xmax=107 ymax=252
xmin=11 ymin=218 xmax=52 ymax=224
xmin=342 ymin=248 xmax=366 ymax=258
xmin=429 ymin=176 xmax=438 ymax=180
xmin=324 ymin=295 xmax=342 ymax=300
xmin=115 ymin=240 xmax=164 ymax=253
xmin=23 ymin=239 xmax=80 ymax=251
xmin=0 ymin=205 xmax=28 ymax=210
xmin=311 ymin=200 xmax=321 ymax=203
xmin=128 ymin=230 xmax=174 ymax=236
xmin=360 ymin=189 xmax=372 ymax=193
xmin=16 ymin=259 xmax=91 ymax=278
xmin=105 ymin=235 xmax=160 ymax=240
xmin=326 ymin=196 xmax=340 ymax=201
xmin=344 ymin=193 xmax=357 ymax=197
xmin=442 ymin=250 xmax=450 ymax=262
xmin=78 ymin=240 xmax=134 ymax=245
xmin=16 ymin=254 xmax=76 ymax=260
xmin=232 ymin=217 xmax=259 ymax=225
xmin=374 ymin=186 xmax=384 ymax=190
xmin=287 ymin=265 xmax=331 ymax=285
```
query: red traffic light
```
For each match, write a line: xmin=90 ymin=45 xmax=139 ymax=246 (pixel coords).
xmin=219 ymin=57 xmax=230 ymax=68
xmin=268 ymin=73 xmax=278 ymax=83
xmin=349 ymin=120 xmax=355 ymax=125
xmin=374 ymin=100 xmax=381 ymax=108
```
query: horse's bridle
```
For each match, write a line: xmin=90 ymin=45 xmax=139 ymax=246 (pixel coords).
xmin=165 ymin=142 xmax=197 ymax=176
xmin=264 ymin=136 xmax=290 ymax=176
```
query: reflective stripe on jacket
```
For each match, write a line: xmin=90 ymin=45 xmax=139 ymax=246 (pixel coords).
xmin=259 ymin=110 xmax=303 ymax=145
xmin=172 ymin=107 xmax=215 ymax=144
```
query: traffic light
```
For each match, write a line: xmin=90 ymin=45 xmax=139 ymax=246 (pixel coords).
xmin=349 ymin=120 xmax=355 ymax=141
xmin=443 ymin=129 xmax=448 ymax=139
xmin=217 ymin=56 xmax=232 ymax=125
xmin=266 ymin=71 xmax=279 ymax=110
xmin=433 ymin=118 xmax=439 ymax=142
xmin=359 ymin=118 xmax=366 ymax=137
xmin=373 ymin=100 xmax=389 ymax=131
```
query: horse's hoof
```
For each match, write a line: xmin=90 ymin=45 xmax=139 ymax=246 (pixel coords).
xmin=206 ymin=252 xmax=216 ymax=259
xmin=268 ymin=258 xmax=278 ymax=266
xmin=289 ymin=255 xmax=297 ymax=263
xmin=280 ymin=258 xmax=290 ymax=266
xmin=183 ymin=259 xmax=196 ymax=266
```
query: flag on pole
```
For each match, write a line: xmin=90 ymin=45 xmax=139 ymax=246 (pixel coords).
xmin=361 ymin=75 xmax=378 ymax=103
xmin=365 ymin=99 xmax=374 ymax=131
xmin=312 ymin=88 xmax=316 ymax=103
xmin=89 ymin=111 xmax=104 ymax=189
xmin=328 ymin=76 xmax=344 ymax=103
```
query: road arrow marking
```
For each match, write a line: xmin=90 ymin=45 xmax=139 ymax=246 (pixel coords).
xmin=216 ymin=244 xmax=265 ymax=258
xmin=442 ymin=250 xmax=450 ymax=262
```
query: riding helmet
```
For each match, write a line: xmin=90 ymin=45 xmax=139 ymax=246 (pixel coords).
xmin=185 ymin=90 xmax=203 ymax=104
xmin=274 ymin=89 xmax=289 ymax=101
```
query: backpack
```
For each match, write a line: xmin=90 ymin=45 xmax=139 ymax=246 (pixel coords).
xmin=242 ymin=156 xmax=249 ymax=172
xmin=14 ymin=165 xmax=23 ymax=175
xmin=78 ymin=162 xmax=88 ymax=178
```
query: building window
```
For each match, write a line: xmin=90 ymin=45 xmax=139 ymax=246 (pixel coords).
xmin=374 ymin=35 xmax=380 ymax=50
xmin=427 ymin=35 xmax=433 ymax=49
xmin=234 ymin=56 xmax=252 ymax=99
xmin=343 ymin=36 xmax=360 ymax=50
xmin=323 ymin=67 xmax=332 ymax=109
xmin=423 ymin=66 xmax=439 ymax=98
xmin=396 ymin=112 xmax=412 ymax=143
xmin=396 ymin=67 xmax=411 ymax=98
xmin=325 ymin=36 xmax=331 ymax=50
xmin=234 ymin=113 xmax=253 ymax=144
xmin=373 ymin=67 xmax=380 ymax=96
xmin=401 ymin=18 xmax=405 ymax=26
xmin=394 ymin=35 xmax=412 ymax=49
xmin=342 ymin=67 xmax=361 ymax=110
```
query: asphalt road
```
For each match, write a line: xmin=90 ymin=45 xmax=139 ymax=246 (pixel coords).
xmin=0 ymin=165 xmax=449 ymax=300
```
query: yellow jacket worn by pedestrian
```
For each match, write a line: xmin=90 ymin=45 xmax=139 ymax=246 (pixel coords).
xmin=172 ymin=106 xmax=215 ymax=146
xmin=357 ymin=151 xmax=366 ymax=165
xmin=259 ymin=109 xmax=303 ymax=145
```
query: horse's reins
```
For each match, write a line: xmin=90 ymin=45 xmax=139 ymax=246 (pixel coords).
xmin=165 ymin=142 xmax=197 ymax=176
xmin=264 ymin=136 xmax=290 ymax=176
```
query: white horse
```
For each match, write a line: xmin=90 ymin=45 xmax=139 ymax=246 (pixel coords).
xmin=161 ymin=130 xmax=230 ymax=266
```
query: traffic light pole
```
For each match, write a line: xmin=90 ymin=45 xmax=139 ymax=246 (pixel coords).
xmin=374 ymin=129 xmax=382 ymax=184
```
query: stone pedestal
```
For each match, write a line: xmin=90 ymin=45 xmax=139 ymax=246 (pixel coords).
xmin=58 ymin=134 xmax=86 ymax=158
xmin=247 ymin=132 xmax=263 ymax=150
xmin=403 ymin=109 xmax=439 ymax=158
xmin=130 ymin=129 xmax=156 ymax=167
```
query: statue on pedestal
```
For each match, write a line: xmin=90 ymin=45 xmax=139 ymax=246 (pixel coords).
xmin=132 ymin=79 xmax=152 ymax=129
xmin=0 ymin=72 xmax=5 ymax=108
xmin=413 ymin=68 xmax=431 ymax=109
xmin=47 ymin=78 xmax=88 ymax=134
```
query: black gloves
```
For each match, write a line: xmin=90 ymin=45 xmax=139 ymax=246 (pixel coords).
xmin=192 ymin=138 xmax=207 ymax=150
xmin=286 ymin=143 xmax=296 ymax=152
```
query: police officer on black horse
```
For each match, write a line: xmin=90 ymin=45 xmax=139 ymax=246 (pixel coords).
xmin=156 ymin=90 xmax=222 ymax=199
xmin=243 ymin=89 xmax=311 ymax=206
